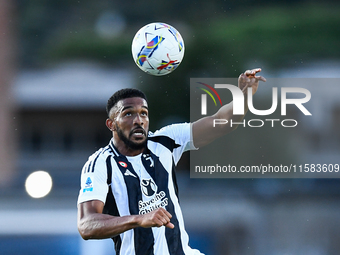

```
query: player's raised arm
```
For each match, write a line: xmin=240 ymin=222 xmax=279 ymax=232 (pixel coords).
xmin=77 ymin=200 xmax=174 ymax=240
xmin=192 ymin=68 xmax=266 ymax=148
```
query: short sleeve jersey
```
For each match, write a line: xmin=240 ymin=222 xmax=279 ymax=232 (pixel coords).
xmin=77 ymin=123 xmax=204 ymax=255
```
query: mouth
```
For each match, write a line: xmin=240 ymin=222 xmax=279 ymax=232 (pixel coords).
xmin=130 ymin=127 xmax=146 ymax=139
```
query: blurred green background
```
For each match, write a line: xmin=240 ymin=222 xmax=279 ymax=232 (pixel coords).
xmin=17 ymin=0 xmax=340 ymax=128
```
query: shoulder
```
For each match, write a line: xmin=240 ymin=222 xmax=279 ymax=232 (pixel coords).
xmin=88 ymin=145 xmax=113 ymax=162
xmin=149 ymin=123 xmax=191 ymax=139
xmin=147 ymin=123 xmax=191 ymax=152
xmin=82 ymin=144 xmax=114 ymax=173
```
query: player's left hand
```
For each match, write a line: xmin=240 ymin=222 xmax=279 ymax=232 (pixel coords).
xmin=238 ymin=68 xmax=266 ymax=95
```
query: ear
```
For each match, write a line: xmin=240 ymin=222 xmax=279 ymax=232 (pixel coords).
xmin=106 ymin=118 xmax=115 ymax=132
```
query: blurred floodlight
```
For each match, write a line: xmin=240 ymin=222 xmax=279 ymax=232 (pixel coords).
xmin=25 ymin=171 xmax=53 ymax=198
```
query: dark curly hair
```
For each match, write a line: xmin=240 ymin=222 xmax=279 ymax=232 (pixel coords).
xmin=106 ymin=88 xmax=148 ymax=117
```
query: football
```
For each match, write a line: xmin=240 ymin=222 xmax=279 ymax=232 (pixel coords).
xmin=131 ymin=22 xmax=185 ymax=76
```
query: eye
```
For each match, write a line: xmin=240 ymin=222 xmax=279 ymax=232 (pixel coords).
xmin=124 ymin=112 xmax=132 ymax=117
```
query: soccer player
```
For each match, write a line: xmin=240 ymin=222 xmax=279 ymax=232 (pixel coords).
xmin=77 ymin=68 xmax=266 ymax=254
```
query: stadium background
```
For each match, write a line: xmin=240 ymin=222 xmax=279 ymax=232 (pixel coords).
xmin=0 ymin=0 xmax=340 ymax=254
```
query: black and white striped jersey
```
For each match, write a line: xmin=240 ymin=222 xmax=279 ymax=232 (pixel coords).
xmin=77 ymin=123 xmax=204 ymax=255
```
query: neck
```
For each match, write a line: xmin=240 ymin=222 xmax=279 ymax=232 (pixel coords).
xmin=112 ymin=138 xmax=145 ymax=156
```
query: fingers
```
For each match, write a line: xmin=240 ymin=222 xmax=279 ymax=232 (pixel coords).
xmin=239 ymin=73 xmax=250 ymax=83
xmin=243 ymin=68 xmax=266 ymax=82
xmin=155 ymin=209 xmax=171 ymax=225
xmin=165 ymin=222 xmax=175 ymax=229
xmin=256 ymin=75 xmax=266 ymax=82
xmin=155 ymin=216 xmax=174 ymax=229
xmin=245 ymin=68 xmax=261 ymax=77
xmin=238 ymin=68 xmax=266 ymax=94
xmin=140 ymin=208 xmax=174 ymax=229
xmin=156 ymin=208 xmax=174 ymax=229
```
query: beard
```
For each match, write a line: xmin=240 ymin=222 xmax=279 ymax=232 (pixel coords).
xmin=116 ymin=124 xmax=147 ymax=151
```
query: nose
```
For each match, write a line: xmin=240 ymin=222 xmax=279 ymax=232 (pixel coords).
xmin=133 ymin=113 xmax=143 ymax=125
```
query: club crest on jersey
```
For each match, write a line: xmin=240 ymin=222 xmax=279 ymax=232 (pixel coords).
xmin=141 ymin=178 xmax=157 ymax=197
xmin=143 ymin=154 xmax=154 ymax=167
xmin=83 ymin=177 xmax=93 ymax=193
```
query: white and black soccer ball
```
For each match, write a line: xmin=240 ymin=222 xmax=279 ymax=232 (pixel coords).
xmin=131 ymin=22 xmax=185 ymax=76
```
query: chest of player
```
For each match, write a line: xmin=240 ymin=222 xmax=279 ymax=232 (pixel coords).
xmin=109 ymin=150 xmax=174 ymax=216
